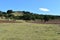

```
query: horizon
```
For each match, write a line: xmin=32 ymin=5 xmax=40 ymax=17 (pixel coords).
xmin=0 ymin=10 xmax=60 ymax=16
xmin=0 ymin=0 xmax=60 ymax=15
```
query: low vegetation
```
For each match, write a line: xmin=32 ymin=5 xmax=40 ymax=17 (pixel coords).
xmin=0 ymin=23 xmax=60 ymax=40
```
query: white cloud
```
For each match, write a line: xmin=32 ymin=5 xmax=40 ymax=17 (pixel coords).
xmin=39 ymin=8 xmax=50 ymax=12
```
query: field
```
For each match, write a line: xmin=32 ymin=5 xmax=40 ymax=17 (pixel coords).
xmin=0 ymin=23 xmax=60 ymax=40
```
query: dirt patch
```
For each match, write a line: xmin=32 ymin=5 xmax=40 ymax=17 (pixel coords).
xmin=0 ymin=20 xmax=60 ymax=24
xmin=0 ymin=20 xmax=20 ymax=23
xmin=27 ymin=20 xmax=60 ymax=24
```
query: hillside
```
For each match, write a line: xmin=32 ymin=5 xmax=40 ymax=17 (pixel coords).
xmin=11 ymin=11 xmax=24 ymax=16
xmin=0 ymin=10 xmax=60 ymax=23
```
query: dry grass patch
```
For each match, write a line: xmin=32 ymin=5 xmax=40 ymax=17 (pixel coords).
xmin=0 ymin=23 xmax=60 ymax=40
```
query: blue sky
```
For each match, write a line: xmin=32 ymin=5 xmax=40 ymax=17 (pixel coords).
xmin=0 ymin=0 xmax=60 ymax=15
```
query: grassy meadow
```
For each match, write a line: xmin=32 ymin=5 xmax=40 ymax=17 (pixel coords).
xmin=0 ymin=23 xmax=60 ymax=40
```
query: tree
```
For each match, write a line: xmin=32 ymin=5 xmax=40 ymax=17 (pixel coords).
xmin=43 ymin=16 xmax=49 ymax=22
xmin=6 ymin=10 xmax=15 ymax=19
xmin=2 ymin=12 xmax=7 ymax=18
xmin=22 ymin=14 xmax=31 ymax=20
xmin=0 ymin=11 xmax=3 ymax=17
xmin=7 ymin=10 xmax=13 ymax=14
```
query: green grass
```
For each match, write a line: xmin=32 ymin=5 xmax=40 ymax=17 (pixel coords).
xmin=0 ymin=23 xmax=60 ymax=40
